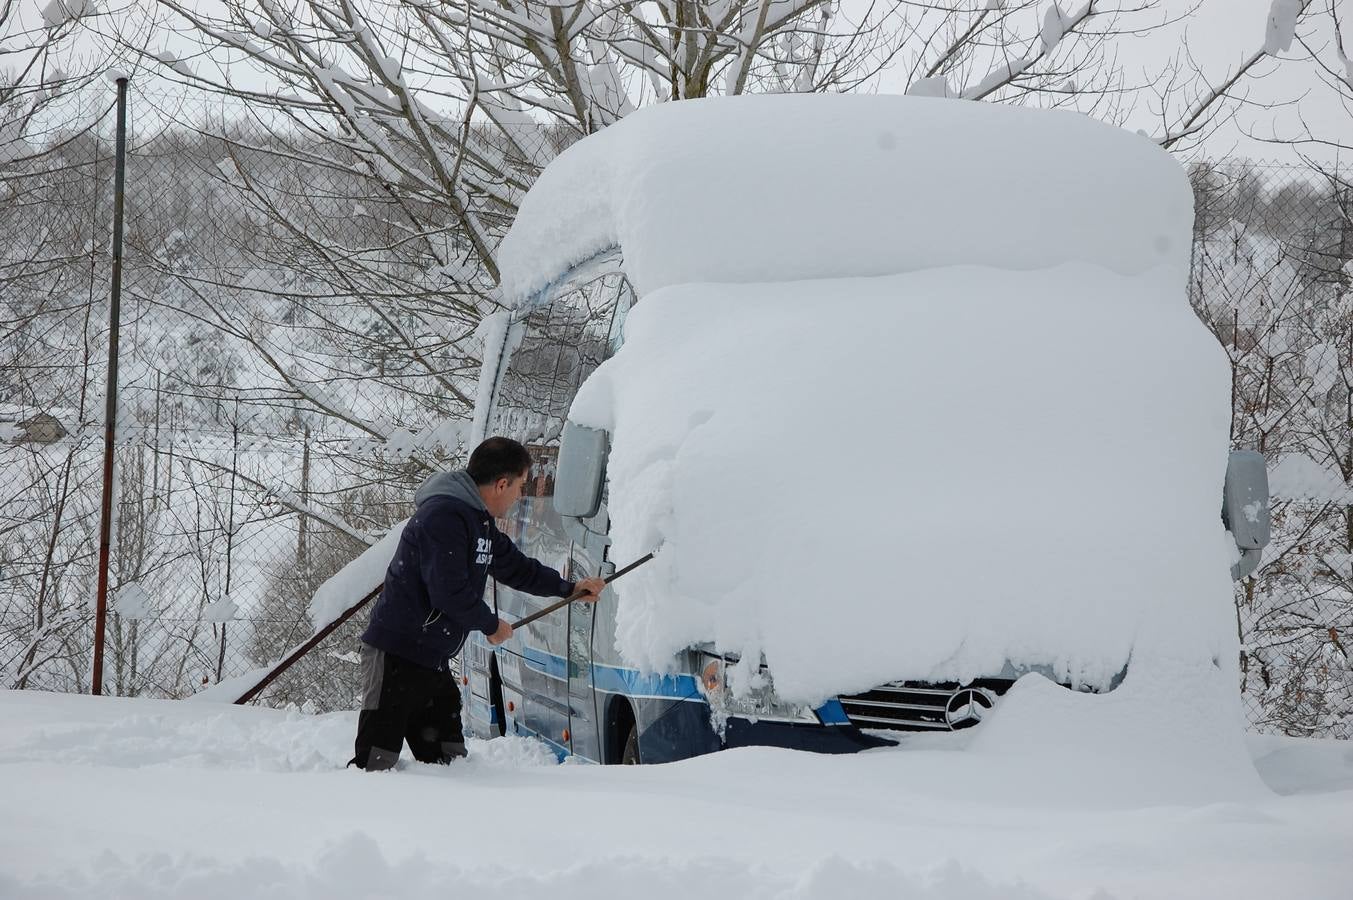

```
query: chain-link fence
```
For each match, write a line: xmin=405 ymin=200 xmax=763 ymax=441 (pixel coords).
xmin=0 ymin=81 xmax=565 ymax=709
xmin=3 ymin=81 xmax=1350 ymax=736
xmin=1189 ymin=161 xmax=1353 ymax=738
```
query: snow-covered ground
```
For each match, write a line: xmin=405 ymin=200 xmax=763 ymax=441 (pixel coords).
xmin=2 ymin=689 xmax=1349 ymax=899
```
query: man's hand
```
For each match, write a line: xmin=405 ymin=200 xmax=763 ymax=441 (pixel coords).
xmin=487 ymin=618 xmax=514 ymax=645
xmin=573 ymin=576 xmax=606 ymax=603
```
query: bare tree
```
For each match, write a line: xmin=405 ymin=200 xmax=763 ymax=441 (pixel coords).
xmin=2 ymin=0 xmax=115 ymax=411
xmin=1281 ymin=0 xmax=1353 ymax=164
xmin=1 ymin=440 xmax=98 ymax=691
xmin=1 ymin=0 xmax=101 ymax=161
xmin=118 ymin=1 xmax=1261 ymax=448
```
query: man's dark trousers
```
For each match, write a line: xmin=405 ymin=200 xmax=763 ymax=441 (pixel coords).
xmin=352 ymin=643 xmax=467 ymax=770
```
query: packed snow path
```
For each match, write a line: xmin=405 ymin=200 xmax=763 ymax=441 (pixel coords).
xmin=1 ymin=690 xmax=1349 ymax=899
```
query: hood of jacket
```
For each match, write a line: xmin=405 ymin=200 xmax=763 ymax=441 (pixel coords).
xmin=413 ymin=469 xmax=487 ymax=512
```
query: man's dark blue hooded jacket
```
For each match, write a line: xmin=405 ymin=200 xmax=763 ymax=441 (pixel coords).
xmin=361 ymin=470 xmax=574 ymax=670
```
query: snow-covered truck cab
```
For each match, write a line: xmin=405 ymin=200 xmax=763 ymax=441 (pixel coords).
xmin=463 ymin=94 xmax=1271 ymax=762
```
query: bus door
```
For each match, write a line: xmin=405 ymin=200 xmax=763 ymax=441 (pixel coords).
xmin=565 ymin=559 xmax=606 ymax=761
xmin=513 ymin=600 xmax=572 ymax=757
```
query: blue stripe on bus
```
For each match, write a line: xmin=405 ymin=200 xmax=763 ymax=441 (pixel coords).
xmin=519 ymin=646 xmax=704 ymax=702
xmin=516 ymin=646 xmax=856 ymax=727
xmin=591 ymin=664 xmax=701 ymax=700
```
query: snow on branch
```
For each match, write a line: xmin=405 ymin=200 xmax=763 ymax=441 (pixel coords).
xmin=1264 ymin=0 xmax=1306 ymax=56
xmin=961 ymin=1 xmax=1094 ymax=101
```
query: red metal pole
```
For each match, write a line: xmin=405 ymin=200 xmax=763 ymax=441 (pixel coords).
xmin=92 ymin=76 xmax=129 ymax=695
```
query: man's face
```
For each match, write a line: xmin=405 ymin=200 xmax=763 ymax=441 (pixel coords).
xmin=486 ymin=470 xmax=529 ymax=518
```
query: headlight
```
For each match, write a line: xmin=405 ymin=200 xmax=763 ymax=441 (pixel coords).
xmin=698 ymin=652 xmax=818 ymax=725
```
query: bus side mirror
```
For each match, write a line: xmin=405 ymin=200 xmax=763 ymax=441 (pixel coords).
xmin=1222 ymin=450 xmax=1270 ymax=581
xmin=554 ymin=421 xmax=608 ymax=519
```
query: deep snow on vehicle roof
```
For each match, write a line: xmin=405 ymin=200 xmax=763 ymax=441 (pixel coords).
xmin=498 ymin=93 xmax=1193 ymax=303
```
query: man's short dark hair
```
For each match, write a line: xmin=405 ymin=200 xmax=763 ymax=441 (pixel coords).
xmin=467 ymin=437 xmax=532 ymax=486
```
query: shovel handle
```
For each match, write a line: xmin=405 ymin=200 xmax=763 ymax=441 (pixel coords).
xmin=508 ymin=551 xmax=655 ymax=630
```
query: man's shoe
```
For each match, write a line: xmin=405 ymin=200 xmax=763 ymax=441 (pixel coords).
xmin=438 ymin=740 xmax=468 ymax=762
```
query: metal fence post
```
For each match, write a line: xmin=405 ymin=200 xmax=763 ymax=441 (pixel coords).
xmin=91 ymin=75 xmax=129 ymax=695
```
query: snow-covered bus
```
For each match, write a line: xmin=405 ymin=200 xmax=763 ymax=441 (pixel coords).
xmin=461 ymin=94 xmax=1271 ymax=763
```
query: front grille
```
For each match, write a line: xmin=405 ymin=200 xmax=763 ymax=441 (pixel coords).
xmin=838 ymin=679 xmax=1014 ymax=732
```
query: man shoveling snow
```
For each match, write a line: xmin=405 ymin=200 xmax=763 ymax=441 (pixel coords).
xmin=351 ymin=437 xmax=604 ymax=770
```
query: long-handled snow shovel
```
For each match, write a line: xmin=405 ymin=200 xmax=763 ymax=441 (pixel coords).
xmin=509 ymin=549 xmax=657 ymax=630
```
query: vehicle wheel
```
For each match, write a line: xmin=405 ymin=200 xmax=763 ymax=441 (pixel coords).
xmin=621 ymin=722 xmax=641 ymax=765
